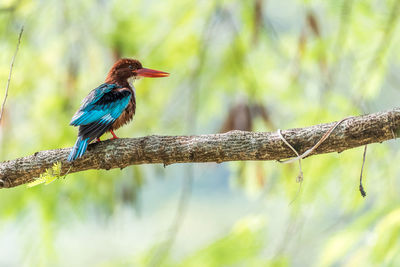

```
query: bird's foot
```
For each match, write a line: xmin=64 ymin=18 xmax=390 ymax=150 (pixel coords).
xmin=110 ymin=130 xmax=119 ymax=140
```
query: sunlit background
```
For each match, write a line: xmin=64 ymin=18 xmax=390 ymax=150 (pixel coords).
xmin=1 ymin=0 xmax=400 ymax=266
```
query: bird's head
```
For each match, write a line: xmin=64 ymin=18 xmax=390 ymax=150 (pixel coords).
xmin=106 ymin=58 xmax=169 ymax=83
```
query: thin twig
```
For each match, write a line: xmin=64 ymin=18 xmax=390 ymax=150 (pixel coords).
xmin=62 ymin=166 xmax=72 ymax=179
xmin=277 ymin=129 xmax=303 ymax=204
xmin=277 ymin=117 xmax=350 ymax=203
xmin=359 ymin=145 xmax=367 ymax=197
xmin=278 ymin=117 xmax=350 ymax=164
xmin=277 ymin=129 xmax=303 ymax=182
xmin=0 ymin=26 xmax=24 ymax=123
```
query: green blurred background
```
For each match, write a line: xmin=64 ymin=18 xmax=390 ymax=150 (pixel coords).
xmin=1 ymin=0 xmax=400 ymax=266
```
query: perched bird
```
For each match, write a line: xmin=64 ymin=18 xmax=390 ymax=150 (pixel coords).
xmin=68 ymin=58 xmax=169 ymax=161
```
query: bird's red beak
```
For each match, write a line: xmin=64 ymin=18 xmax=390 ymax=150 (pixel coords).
xmin=136 ymin=68 xmax=170 ymax=78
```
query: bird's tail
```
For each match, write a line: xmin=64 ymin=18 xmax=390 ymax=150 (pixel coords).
xmin=68 ymin=137 xmax=89 ymax=162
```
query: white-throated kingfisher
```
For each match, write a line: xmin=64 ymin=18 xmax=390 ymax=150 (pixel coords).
xmin=68 ymin=58 xmax=169 ymax=161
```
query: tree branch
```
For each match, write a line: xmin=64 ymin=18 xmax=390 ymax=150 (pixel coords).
xmin=1 ymin=108 xmax=399 ymax=189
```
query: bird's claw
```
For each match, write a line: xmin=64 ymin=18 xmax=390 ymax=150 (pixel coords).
xmin=110 ymin=130 xmax=119 ymax=140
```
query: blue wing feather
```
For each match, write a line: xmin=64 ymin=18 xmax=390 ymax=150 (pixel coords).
xmin=68 ymin=137 xmax=89 ymax=161
xmin=70 ymin=83 xmax=130 ymax=126
xmin=81 ymin=83 xmax=118 ymax=108
xmin=68 ymin=83 xmax=132 ymax=161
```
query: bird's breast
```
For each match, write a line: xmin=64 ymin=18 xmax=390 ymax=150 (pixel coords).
xmin=110 ymin=89 xmax=136 ymax=131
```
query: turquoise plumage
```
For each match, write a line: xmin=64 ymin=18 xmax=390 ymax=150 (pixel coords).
xmin=68 ymin=83 xmax=132 ymax=161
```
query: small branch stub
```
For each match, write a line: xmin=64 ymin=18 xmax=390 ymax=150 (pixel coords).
xmin=359 ymin=145 xmax=368 ymax=197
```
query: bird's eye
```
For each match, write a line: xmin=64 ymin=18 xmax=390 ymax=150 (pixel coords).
xmin=128 ymin=65 xmax=133 ymax=70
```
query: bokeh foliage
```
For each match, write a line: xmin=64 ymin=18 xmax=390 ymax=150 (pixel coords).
xmin=1 ymin=0 xmax=400 ymax=266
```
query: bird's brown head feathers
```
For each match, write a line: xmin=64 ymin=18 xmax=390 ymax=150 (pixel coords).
xmin=105 ymin=58 xmax=169 ymax=85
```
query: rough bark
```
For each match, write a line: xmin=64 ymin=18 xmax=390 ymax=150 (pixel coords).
xmin=1 ymin=108 xmax=399 ymax=189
